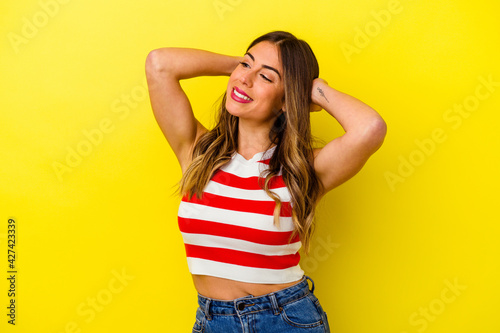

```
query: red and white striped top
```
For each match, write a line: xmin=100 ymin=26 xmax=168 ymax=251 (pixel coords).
xmin=177 ymin=146 xmax=304 ymax=284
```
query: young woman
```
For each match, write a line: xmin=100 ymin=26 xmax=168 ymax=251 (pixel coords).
xmin=146 ymin=31 xmax=386 ymax=333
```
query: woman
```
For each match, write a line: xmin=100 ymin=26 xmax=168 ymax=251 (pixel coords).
xmin=146 ymin=31 xmax=386 ymax=332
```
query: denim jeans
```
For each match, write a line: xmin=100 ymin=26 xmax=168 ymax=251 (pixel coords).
xmin=192 ymin=276 xmax=330 ymax=333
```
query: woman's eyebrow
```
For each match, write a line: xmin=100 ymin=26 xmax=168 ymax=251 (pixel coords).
xmin=245 ymin=52 xmax=282 ymax=79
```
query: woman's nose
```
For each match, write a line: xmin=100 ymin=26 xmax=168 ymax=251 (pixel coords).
xmin=238 ymin=70 xmax=253 ymax=86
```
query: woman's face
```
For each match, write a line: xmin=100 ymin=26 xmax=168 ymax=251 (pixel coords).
xmin=226 ymin=41 xmax=285 ymax=125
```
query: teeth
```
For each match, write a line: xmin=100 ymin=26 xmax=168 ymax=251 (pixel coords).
xmin=234 ymin=88 xmax=252 ymax=101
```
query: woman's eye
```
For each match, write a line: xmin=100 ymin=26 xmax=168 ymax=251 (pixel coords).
xmin=261 ymin=74 xmax=272 ymax=82
xmin=240 ymin=62 xmax=250 ymax=68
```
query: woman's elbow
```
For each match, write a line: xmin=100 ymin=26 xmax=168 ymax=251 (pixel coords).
xmin=145 ymin=48 xmax=172 ymax=75
xmin=370 ymin=116 xmax=387 ymax=149
xmin=361 ymin=116 xmax=387 ymax=152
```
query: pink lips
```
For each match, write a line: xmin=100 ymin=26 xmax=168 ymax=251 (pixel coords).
xmin=231 ymin=86 xmax=253 ymax=104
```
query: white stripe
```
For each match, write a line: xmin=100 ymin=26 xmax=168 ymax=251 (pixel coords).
xmin=187 ymin=257 xmax=304 ymax=284
xmin=178 ymin=201 xmax=295 ymax=232
xmin=220 ymin=161 xmax=268 ymax=178
xmin=204 ymin=180 xmax=291 ymax=202
xmin=181 ymin=233 xmax=302 ymax=256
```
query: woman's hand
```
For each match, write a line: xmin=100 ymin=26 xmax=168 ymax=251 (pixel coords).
xmin=310 ymin=78 xmax=329 ymax=112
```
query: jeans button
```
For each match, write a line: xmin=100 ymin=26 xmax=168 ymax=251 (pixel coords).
xmin=237 ymin=303 xmax=245 ymax=311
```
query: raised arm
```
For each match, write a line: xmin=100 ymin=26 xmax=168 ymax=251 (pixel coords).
xmin=145 ymin=48 xmax=241 ymax=172
xmin=311 ymin=78 xmax=387 ymax=195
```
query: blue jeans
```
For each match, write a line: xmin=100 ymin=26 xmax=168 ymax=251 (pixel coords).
xmin=192 ymin=276 xmax=330 ymax=332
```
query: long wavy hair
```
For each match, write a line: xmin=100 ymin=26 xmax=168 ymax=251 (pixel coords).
xmin=179 ymin=31 xmax=322 ymax=253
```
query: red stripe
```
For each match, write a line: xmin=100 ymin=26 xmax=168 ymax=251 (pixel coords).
xmin=211 ymin=170 xmax=285 ymax=190
xmin=182 ymin=193 xmax=292 ymax=217
xmin=185 ymin=244 xmax=300 ymax=270
xmin=178 ymin=217 xmax=300 ymax=245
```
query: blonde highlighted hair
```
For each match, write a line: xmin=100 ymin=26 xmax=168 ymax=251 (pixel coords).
xmin=179 ymin=31 xmax=322 ymax=253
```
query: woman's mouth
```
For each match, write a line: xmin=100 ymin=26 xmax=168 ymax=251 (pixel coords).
xmin=231 ymin=87 xmax=253 ymax=103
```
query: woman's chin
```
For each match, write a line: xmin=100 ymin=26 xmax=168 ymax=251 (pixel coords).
xmin=225 ymin=101 xmax=241 ymax=117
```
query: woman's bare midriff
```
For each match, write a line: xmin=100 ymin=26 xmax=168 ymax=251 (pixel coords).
xmin=193 ymin=275 xmax=302 ymax=300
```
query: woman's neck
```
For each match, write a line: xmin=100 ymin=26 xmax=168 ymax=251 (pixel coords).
xmin=236 ymin=119 xmax=275 ymax=157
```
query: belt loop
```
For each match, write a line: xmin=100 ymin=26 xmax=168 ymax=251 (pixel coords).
xmin=204 ymin=298 xmax=212 ymax=321
xmin=305 ymin=275 xmax=315 ymax=293
xmin=269 ymin=293 xmax=281 ymax=315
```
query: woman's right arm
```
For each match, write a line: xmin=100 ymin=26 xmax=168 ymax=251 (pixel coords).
xmin=145 ymin=48 xmax=241 ymax=172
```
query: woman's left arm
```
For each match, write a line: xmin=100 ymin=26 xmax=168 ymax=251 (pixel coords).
xmin=311 ymin=78 xmax=387 ymax=195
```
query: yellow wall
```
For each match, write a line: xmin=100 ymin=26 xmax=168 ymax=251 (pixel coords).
xmin=1 ymin=0 xmax=499 ymax=332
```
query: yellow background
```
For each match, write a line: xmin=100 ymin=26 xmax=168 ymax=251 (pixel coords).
xmin=1 ymin=0 xmax=499 ymax=332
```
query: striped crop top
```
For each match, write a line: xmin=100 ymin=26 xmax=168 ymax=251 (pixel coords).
xmin=177 ymin=146 xmax=304 ymax=284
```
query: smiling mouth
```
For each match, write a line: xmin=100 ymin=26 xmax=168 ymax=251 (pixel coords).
xmin=232 ymin=87 xmax=253 ymax=102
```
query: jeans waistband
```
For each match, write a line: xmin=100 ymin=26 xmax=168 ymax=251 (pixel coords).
xmin=197 ymin=276 xmax=314 ymax=319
